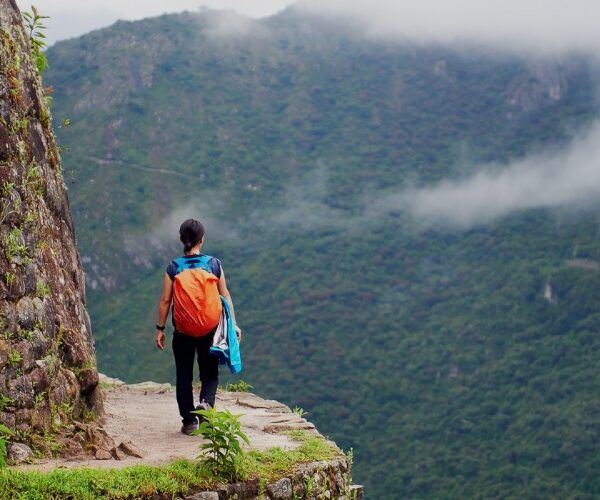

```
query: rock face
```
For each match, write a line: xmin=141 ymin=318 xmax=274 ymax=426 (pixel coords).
xmin=0 ymin=0 xmax=103 ymax=446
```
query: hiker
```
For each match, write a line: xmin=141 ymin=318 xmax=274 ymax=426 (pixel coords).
xmin=155 ymin=219 xmax=242 ymax=435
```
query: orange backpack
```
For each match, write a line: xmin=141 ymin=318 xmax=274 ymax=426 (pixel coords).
xmin=171 ymin=255 xmax=222 ymax=336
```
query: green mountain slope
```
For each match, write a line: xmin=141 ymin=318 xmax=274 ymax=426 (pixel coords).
xmin=45 ymin=9 xmax=600 ymax=498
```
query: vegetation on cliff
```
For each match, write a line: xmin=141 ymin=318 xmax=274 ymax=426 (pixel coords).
xmin=0 ymin=0 xmax=102 ymax=458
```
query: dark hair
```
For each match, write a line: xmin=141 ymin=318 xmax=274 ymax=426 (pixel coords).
xmin=179 ymin=219 xmax=205 ymax=252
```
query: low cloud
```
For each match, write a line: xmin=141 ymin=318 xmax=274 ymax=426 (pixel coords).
xmin=394 ymin=121 xmax=600 ymax=228
xmin=125 ymin=121 xmax=600 ymax=258
xmin=297 ymin=0 xmax=600 ymax=56
xmin=203 ymin=10 xmax=270 ymax=39
xmin=123 ymin=197 xmax=239 ymax=269
xmin=251 ymin=164 xmax=350 ymax=231
xmin=249 ymin=122 xmax=600 ymax=232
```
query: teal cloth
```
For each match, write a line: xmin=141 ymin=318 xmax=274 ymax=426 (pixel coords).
xmin=209 ymin=296 xmax=243 ymax=374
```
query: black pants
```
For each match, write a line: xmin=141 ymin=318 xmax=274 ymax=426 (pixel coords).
xmin=172 ymin=331 xmax=219 ymax=425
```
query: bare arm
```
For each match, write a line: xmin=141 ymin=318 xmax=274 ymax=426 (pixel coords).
xmin=155 ymin=273 xmax=173 ymax=350
xmin=217 ymin=267 xmax=241 ymax=341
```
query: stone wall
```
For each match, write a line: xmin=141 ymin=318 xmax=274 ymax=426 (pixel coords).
xmin=0 ymin=0 xmax=102 ymax=447
xmin=181 ymin=457 xmax=363 ymax=500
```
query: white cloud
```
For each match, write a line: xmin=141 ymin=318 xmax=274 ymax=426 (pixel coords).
xmin=297 ymin=0 xmax=600 ymax=55
xmin=394 ymin=121 xmax=600 ymax=228
xmin=202 ymin=9 xmax=270 ymax=39
xmin=242 ymin=123 xmax=600 ymax=232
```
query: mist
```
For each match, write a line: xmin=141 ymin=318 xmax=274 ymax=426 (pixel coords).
xmin=122 ymin=197 xmax=240 ymax=270
xmin=381 ymin=121 xmax=600 ymax=229
xmin=297 ymin=0 xmax=600 ymax=56
xmin=202 ymin=9 xmax=271 ymax=39
xmin=152 ymin=122 xmax=600 ymax=240
xmin=253 ymin=122 xmax=600 ymax=232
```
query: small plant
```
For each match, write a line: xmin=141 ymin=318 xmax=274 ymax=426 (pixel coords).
xmin=4 ymin=228 xmax=29 ymax=262
xmin=25 ymin=163 xmax=44 ymax=196
xmin=346 ymin=447 xmax=354 ymax=485
xmin=9 ymin=116 xmax=28 ymax=135
xmin=292 ymin=406 xmax=307 ymax=418
xmin=2 ymin=181 xmax=15 ymax=196
xmin=39 ymin=105 xmax=51 ymax=126
xmin=23 ymin=210 xmax=37 ymax=224
xmin=80 ymin=405 xmax=96 ymax=423
xmin=34 ymin=239 xmax=47 ymax=252
xmin=7 ymin=349 xmax=22 ymax=366
xmin=222 ymin=380 xmax=253 ymax=392
xmin=17 ymin=327 xmax=33 ymax=341
xmin=0 ymin=424 xmax=12 ymax=468
xmin=50 ymin=401 xmax=74 ymax=431
xmin=35 ymin=280 xmax=50 ymax=297
xmin=4 ymin=272 xmax=15 ymax=287
xmin=192 ymin=406 xmax=250 ymax=480
xmin=22 ymin=6 xmax=49 ymax=74
xmin=304 ymin=475 xmax=316 ymax=497
xmin=0 ymin=394 xmax=14 ymax=412
xmin=33 ymin=392 xmax=45 ymax=409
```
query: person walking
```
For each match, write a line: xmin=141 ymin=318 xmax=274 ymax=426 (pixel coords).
xmin=155 ymin=219 xmax=241 ymax=435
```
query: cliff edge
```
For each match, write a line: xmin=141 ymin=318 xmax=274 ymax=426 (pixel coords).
xmin=12 ymin=377 xmax=362 ymax=499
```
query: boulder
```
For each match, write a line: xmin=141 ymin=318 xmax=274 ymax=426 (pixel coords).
xmin=118 ymin=440 xmax=145 ymax=458
xmin=267 ymin=477 xmax=293 ymax=499
xmin=7 ymin=442 xmax=33 ymax=464
xmin=95 ymin=449 xmax=112 ymax=460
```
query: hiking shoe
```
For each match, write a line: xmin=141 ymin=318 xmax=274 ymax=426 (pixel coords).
xmin=195 ymin=400 xmax=212 ymax=425
xmin=181 ymin=421 xmax=198 ymax=435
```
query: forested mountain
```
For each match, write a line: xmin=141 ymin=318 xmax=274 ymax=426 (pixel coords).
xmin=45 ymin=7 xmax=600 ymax=498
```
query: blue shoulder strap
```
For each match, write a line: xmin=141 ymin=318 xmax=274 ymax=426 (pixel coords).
xmin=174 ymin=254 xmax=213 ymax=275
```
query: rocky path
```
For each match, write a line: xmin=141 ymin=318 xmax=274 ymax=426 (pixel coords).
xmin=19 ymin=379 xmax=317 ymax=471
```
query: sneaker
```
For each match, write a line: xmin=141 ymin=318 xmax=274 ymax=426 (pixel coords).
xmin=195 ymin=400 xmax=212 ymax=425
xmin=181 ymin=421 xmax=198 ymax=435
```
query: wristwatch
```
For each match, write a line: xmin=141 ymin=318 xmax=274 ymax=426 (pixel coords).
xmin=156 ymin=324 xmax=166 ymax=331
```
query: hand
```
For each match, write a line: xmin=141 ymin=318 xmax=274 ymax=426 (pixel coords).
xmin=235 ymin=325 xmax=242 ymax=344
xmin=156 ymin=330 xmax=165 ymax=350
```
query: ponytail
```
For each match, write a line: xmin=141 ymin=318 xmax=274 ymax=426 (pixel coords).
xmin=179 ymin=219 xmax=205 ymax=253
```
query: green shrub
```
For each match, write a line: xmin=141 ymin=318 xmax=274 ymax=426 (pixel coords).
xmin=0 ymin=394 xmax=14 ymax=412
xmin=0 ymin=424 xmax=12 ymax=468
xmin=221 ymin=380 xmax=253 ymax=392
xmin=35 ymin=280 xmax=51 ymax=297
xmin=192 ymin=407 xmax=250 ymax=480
xmin=7 ymin=349 xmax=22 ymax=366
xmin=4 ymin=228 xmax=28 ymax=263
xmin=292 ymin=406 xmax=307 ymax=417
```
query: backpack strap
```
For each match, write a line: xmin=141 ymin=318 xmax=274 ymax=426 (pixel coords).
xmin=174 ymin=255 xmax=214 ymax=276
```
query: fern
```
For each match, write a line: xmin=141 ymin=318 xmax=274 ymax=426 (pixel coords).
xmin=22 ymin=6 xmax=49 ymax=74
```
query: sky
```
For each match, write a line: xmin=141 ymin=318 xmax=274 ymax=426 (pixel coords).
xmin=16 ymin=0 xmax=295 ymax=44
xmin=16 ymin=0 xmax=600 ymax=54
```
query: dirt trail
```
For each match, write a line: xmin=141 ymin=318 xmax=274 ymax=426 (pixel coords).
xmin=20 ymin=382 xmax=317 ymax=471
